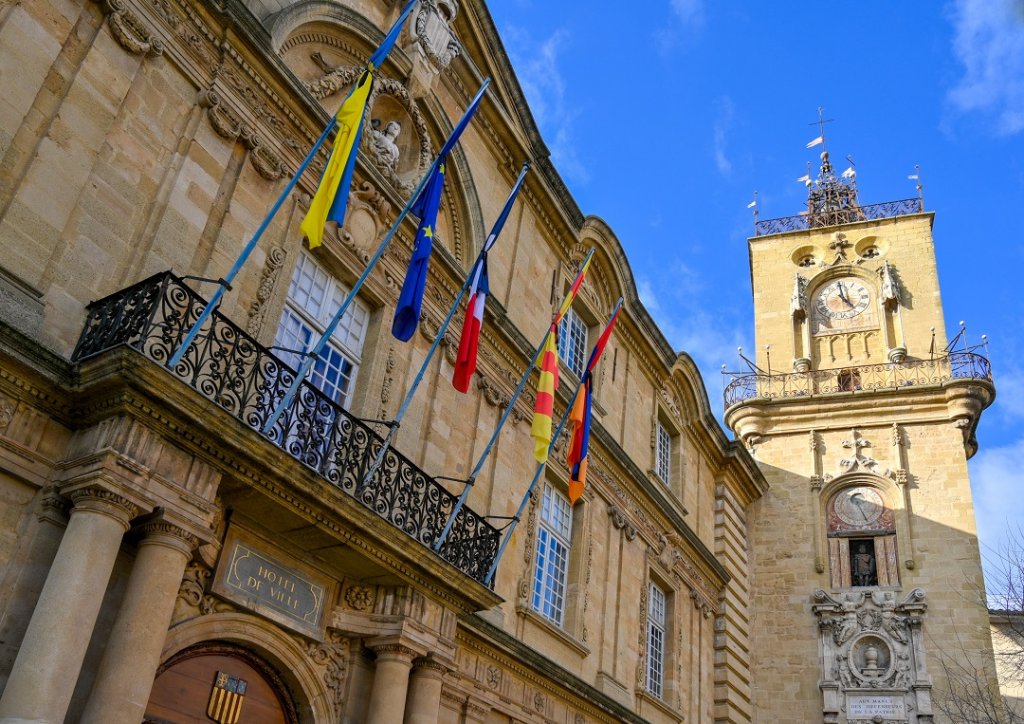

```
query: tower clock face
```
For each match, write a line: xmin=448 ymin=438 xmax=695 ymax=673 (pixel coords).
xmin=815 ymin=278 xmax=871 ymax=321
xmin=833 ymin=486 xmax=885 ymax=527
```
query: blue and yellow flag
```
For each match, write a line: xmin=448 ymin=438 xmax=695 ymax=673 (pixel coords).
xmin=299 ymin=0 xmax=417 ymax=248
xmin=392 ymin=159 xmax=447 ymax=341
xmin=300 ymin=72 xmax=373 ymax=248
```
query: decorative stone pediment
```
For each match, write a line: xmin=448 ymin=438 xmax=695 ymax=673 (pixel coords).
xmin=813 ymin=589 xmax=932 ymax=723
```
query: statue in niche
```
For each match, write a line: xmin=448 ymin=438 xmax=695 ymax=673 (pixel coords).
xmin=369 ymin=119 xmax=402 ymax=174
xmin=852 ymin=543 xmax=877 ymax=587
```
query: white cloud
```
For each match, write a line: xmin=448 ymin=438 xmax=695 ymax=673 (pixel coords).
xmin=638 ymin=264 xmax=750 ymax=408
xmin=713 ymin=96 xmax=735 ymax=176
xmin=670 ymin=0 xmax=704 ymax=28
xmin=502 ymin=28 xmax=589 ymax=184
xmin=656 ymin=0 xmax=705 ymax=55
xmin=947 ymin=0 xmax=1024 ymax=134
xmin=970 ymin=436 xmax=1024 ymax=589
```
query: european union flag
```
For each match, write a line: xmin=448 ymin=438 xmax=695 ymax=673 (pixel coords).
xmin=392 ymin=159 xmax=447 ymax=341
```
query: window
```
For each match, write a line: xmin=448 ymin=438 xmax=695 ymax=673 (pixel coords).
xmin=558 ymin=308 xmax=588 ymax=379
xmin=532 ymin=483 xmax=573 ymax=626
xmin=647 ymin=582 xmax=667 ymax=699
xmin=273 ymin=253 xmax=369 ymax=409
xmin=655 ymin=422 xmax=671 ymax=484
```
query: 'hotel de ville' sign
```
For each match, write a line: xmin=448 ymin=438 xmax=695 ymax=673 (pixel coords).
xmin=213 ymin=526 xmax=332 ymax=640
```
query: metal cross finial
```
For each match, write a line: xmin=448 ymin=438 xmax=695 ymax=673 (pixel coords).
xmin=809 ymin=106 xmax=834 ymax=151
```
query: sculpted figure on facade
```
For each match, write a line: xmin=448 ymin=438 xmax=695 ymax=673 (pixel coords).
xmin=369 ymin=120 xmax=403 ymax=174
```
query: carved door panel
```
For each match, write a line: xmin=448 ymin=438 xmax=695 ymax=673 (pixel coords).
xmin=144 ymin=644 xmax=298 ymax=724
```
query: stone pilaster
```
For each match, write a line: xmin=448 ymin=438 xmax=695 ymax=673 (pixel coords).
xmin=79 ymin=517 xmax=198 ymax=724
xmin=366 ymin=642 xmax=419 ymax=724
xmin=0 ymin=487 xmax=138 ymax=724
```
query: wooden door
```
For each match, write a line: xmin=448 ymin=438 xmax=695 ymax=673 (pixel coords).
xmin=144 ymin=643 xmax=298 ymax=724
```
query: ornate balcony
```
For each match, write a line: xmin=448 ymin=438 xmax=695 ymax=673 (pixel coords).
xmin=724 ymin=352 xmax=993 ymax=409
xmin=754 ymin=198 xmax=923 ymax=237
xmin=72 ymin=272 xmax=499 ymax=583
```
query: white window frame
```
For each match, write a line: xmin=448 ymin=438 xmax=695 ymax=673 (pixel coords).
xmin=558 ymin=308 xmax=588 ymax=379
xmin=655 ymin=421 xmax=672 ymax=485
xmin=273 ymin=252 xmax=369 ymax=409
xmin=647 ymin=582 xmax=667 ymax=699
xmin=532 ymin=483 xmax=573 ymax=626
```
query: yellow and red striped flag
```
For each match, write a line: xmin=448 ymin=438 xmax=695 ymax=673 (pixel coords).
xmin=531 ymin=325 xmax=559 ymax=462
xmin=531 ymin=255 xmax=593 ymax=464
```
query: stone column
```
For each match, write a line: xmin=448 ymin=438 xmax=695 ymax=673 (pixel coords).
xmin=366 ymin=643 xmax=417 ymax=724
xmin=404 ymin=658 xmax=449 ymax=724
xmin=79 ymin=518 xmax=198 ymax=724
xmin=0 ymin=487 xmax=138 ymax=724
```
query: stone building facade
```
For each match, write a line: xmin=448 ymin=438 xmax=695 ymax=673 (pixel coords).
xmin=0 ymin=0 xmax=764 ymax=722
xmin=0 ymin=0 xmax=999 ymax=723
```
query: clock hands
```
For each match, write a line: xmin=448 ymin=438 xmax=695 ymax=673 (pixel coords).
xmin=836 ymin=281 xmax=854 ymax=307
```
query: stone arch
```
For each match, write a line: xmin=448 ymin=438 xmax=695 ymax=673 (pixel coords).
xmin=417 ymin=94 xmax=484 ymax=269
xmin=266 ymin=1 xmax=401 ymax=58
xmin=819 ymin=473 xmax=903 ymax=589
xmin=160 ymin=612 xmax=337 ymax=722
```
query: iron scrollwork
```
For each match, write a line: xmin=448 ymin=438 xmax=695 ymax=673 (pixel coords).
xmin=72 ymin=272 xmax=500 ymax=582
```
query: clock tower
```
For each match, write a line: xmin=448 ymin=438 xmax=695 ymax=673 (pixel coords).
xmin=726 ymin=148 xmax=999 ymax=723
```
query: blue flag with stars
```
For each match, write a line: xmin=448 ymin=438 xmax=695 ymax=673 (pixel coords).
xmin=392 ymin=157 xmax=447 ymax=341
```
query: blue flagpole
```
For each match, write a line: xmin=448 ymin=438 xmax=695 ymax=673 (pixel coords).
xmin=483 ymin=372 xmax=585 ymax=586
xmin=261 ymin=79 xmax=492 ymax=435
xmin=167 ymin=117 xmax=336 ymax=369
xmin=169 ymin=0 xmax=418 ymax=371
xmin=433 ymin=246 xmax=594 ymax=553
xmin=356 ymin=163 xmax=531 ymax=492
xmin=483 ymin=298 xmax=621 ymax=585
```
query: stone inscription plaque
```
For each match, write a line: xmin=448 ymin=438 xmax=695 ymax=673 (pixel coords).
xmin=213 ymin=529 xmax=329 ymax=640
xmin=847 ymin=695 xmax=905 ymax=719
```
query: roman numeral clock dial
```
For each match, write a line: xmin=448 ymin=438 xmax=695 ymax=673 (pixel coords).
xmin=814 ymin=278 xmax=872 ymax=328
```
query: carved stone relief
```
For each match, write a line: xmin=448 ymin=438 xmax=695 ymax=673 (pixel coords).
xmin=837 ymin=429 xmax=893 ymax=479
xmin=305 ymin=54 xmax=431 ymax=197
xmin=409 ymin=0 xmax=461 ymax=70
xmin=813 ymin=589 xmax=931 ymax=723
xmin=96 ymin=0 xmax=165 ymax=57
xmin=247 ymin=246 xmax=287 ymax=336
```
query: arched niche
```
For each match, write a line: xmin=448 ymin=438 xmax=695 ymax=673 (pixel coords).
xmin=821 ymin=476 xmax=901 ymax=590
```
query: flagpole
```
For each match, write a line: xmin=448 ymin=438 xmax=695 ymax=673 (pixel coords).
xmin=432 ymin=246 xmax=595 ymax=553
xmin=262 ymin=80 xmax=492 ymax=435
xmin=352 ymin=163 xmax=531 ymax=491
xmin=167 ymin=117 xmax=337 ymax=369
xmin=484 ymin=299 xmax=621 ymax=584
xmin=484 ymin=371 xmax=584 ymax=586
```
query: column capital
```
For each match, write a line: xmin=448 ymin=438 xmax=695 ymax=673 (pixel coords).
xmin=412 ymin=656 xmax=451 ymax=678
xmin=67 ymin=486 xmax=139 ymax=529
xmin=38 ymin=489 xmax=71 ymax=525
xmin=136 ymin=518 xmax=199 ymax=556
xmin=369 ymin=642 xmax=420 ymax=663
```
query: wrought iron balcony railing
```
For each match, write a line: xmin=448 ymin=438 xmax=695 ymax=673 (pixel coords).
xmin=72 ymin=272 xmax=499 ymax=583
xmin=754 ymin=198 xmax=923 ymax=237
xmin=723 ymin=352 xmax=992 ymax=409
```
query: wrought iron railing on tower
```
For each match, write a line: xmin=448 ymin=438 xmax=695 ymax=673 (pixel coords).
xmin=71 ymin=272 xmax=500 ymax=583
xmin=754 ymin=198 xmax=923 ymax=237
xmin=723 ymin=352 xmax=992 ymax=409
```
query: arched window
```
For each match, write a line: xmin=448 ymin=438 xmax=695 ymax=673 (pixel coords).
xmin=826 ymin=484 xmax=899 ymax=588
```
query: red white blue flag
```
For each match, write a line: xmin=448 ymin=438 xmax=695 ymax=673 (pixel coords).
xmin=451 ymin=165 xmax=529 ymax=392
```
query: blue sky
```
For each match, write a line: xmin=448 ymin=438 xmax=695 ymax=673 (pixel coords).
xmin=487 ymin=0 xmax=1024 ymax=582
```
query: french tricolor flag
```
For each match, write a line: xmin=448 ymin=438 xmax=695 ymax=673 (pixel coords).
xmin=453 ymin=255 xmax=490 ymax=392
xmin=450 ymin=163 xmax=529 ymax=393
